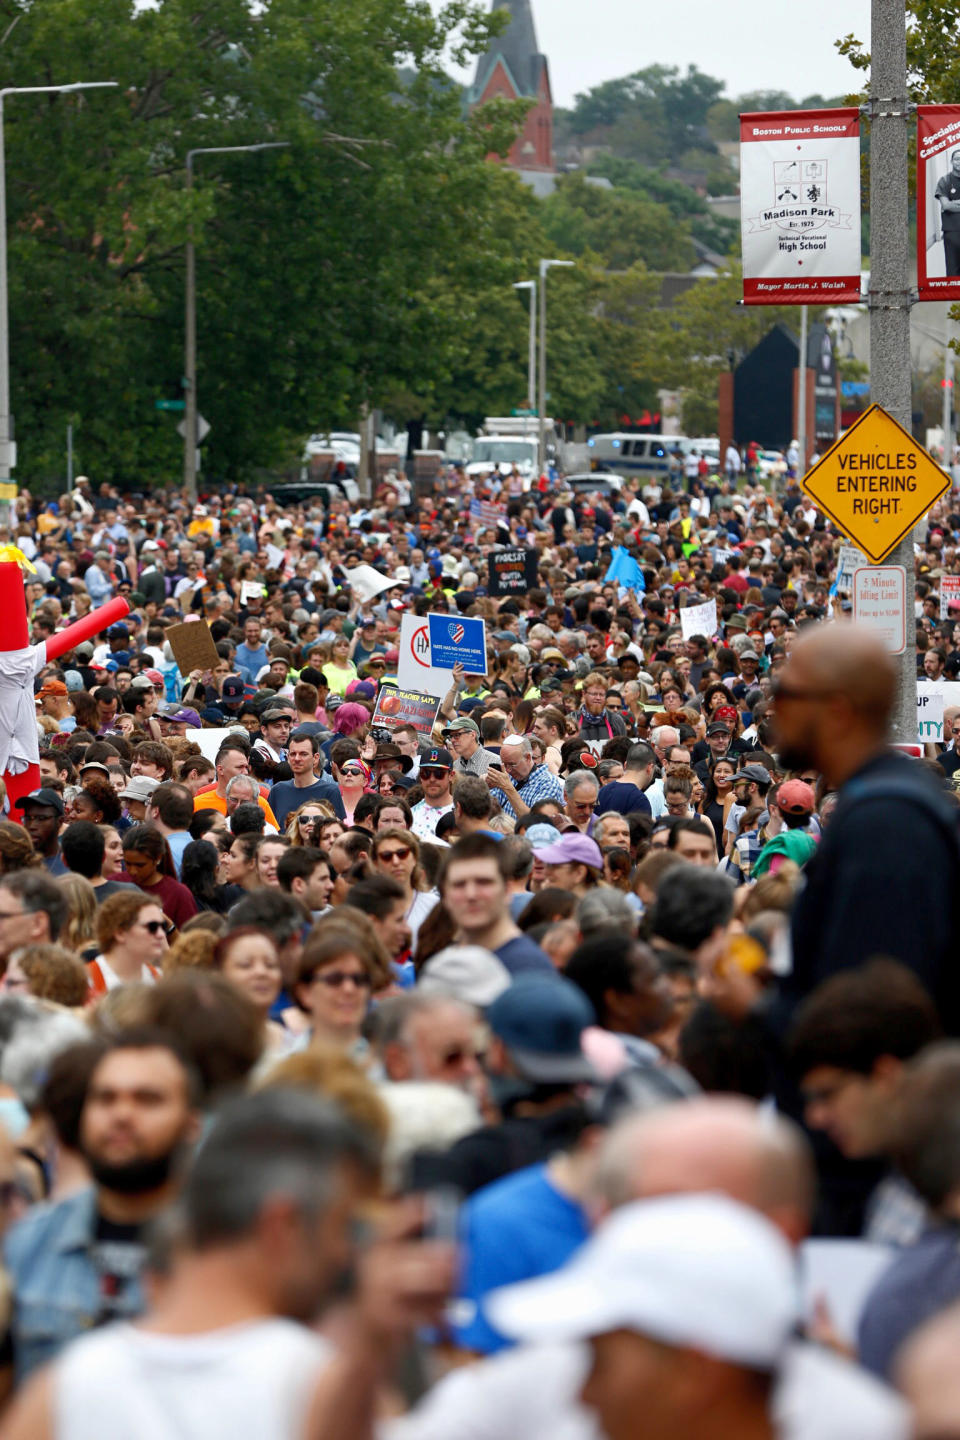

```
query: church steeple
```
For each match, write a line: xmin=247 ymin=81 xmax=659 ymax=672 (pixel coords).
xmin=469 ymin=0 xmax=554 ymax=175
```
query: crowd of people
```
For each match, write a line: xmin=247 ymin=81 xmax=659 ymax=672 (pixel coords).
xmin=0 ymin=461 xmax=956 ymax=1436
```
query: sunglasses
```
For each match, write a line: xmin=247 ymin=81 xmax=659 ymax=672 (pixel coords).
xmin=420 ymin=768 xmax=449 ymax=778
xmin=142 ymin=920 xmax=171 ymax=936
xmin=378 ymin=847 xmax=411 ymax=863
xmin=313 ymin=970 xmax=372 ymax=990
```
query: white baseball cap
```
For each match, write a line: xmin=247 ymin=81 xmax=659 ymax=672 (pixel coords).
xmin=487 ymin=1194 xmax=798 ymax=1369
xmin=417 ymin=946 xmax=511 ymax=1008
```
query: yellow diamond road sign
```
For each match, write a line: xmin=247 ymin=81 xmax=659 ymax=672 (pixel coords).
xmin=801 ymin=403 xmax=949 ymax=564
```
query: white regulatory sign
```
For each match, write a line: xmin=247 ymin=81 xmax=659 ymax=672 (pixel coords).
xmin=852 ymin=566 xmax=906 ymax=655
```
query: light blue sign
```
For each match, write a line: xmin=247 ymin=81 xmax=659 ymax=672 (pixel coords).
xmin=428 ymin=613 xmax=488 ymax=674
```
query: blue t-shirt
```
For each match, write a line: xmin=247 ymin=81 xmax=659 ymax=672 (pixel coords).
xmin=495 ymin=934 xmax=554 ymax=976
xmin=452 ymin=1163 xmax=590 ymax=1354
xmin=268 ymin=778 xmax=345 ymax=828
xmin=595 ymin=780 xmax=652 ymax=817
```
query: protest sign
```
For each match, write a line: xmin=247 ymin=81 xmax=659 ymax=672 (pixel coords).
xmin=373 ymin=685 xmax=441 ymax=737
xmin=427 ymin=614 xmax=488 ymax=674
xmin=942 ymin=575 xmax=960 ymax=619
xmin=835 ymin=545 xmax=868 ymax=594
xmin=165 ymin=620 xmax=220 ymax=677
xmin=487 ymin=547 xmax=538 ymax=596
xmin=679 ymin=599 xmax=718 ymax=642
xmin=918 ymin=683 xmax=947 ymax=743
xmin=184 ymin=727 xmax=247 ymax=763
xmin=240 ymin=580 xmax=264 ymax=605
xmin=397 ymin=613 xmax=453 ymax=699
xmin=344 ymin=564 xmax=397 ymax=604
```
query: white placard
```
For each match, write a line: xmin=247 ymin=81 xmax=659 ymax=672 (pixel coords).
xmin=918 ymin=683 xmax=946 ymax=743
xmin=397 ymin=613 xmax=453 ymax=699
xmin=852 ymin=567 xmax=906 ymax=654
xmin=679 ymin=599 xmax=718 ymax=641
xmin=799 ymin=1240 xmax=893 ymax=1347
xmin=240 ymin=580 xmax=264 ymax=605
xmin=835 ymin=544 xmax=869 ymax=593
xmin=740 ymin=108 xmax=862 ymax=305
xmin=345 ymin=564 xmax=398 ymax=604
xmin=184 ymin=726 xmax=249 ymax=763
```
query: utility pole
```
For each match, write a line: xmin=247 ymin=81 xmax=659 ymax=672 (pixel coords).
xmin=869 ymin=0 xmax=915 ymax=744
xmin=513 ymin=280 xmax=537 ymax=414
xmin=797 ymin=303 xmax=808 ymax=474
xmin=943 ymin=312 xmax=955 ymax=481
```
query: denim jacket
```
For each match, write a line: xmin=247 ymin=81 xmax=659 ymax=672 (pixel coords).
xmin=4 ymin=1188 xmax=145 ymax=1384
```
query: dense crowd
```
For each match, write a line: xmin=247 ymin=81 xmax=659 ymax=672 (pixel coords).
xmin=0 ymin=461 xmax=957 ymax=1437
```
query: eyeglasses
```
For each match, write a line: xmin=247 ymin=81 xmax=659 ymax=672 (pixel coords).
xmin=378 ymin=847 xmax=411 ymax=863
xmin=142 ymin=919 xmax=172 ymax=936
xmin=313 ymin=970 xmax=372 ymax=990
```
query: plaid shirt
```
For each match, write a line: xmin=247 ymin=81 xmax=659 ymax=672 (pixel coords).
xmin=725 ymin=825 xmax=767 ymax=885
xmin=493 ymin=762 xmax=564 ymax=821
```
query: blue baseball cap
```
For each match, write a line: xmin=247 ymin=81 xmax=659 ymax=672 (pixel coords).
xmin=487 ymin=974 xmax=595 ymax=1083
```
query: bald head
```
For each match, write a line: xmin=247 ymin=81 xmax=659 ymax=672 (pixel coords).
xmin=594 ymin=1097 xmax=815 ymax=1245
xmin=788 ymin=625 xmax=896 ymax=728
xmin=897 ymin=1302 xmax=960 ymax=1437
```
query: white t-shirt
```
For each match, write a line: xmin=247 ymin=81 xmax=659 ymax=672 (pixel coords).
xmin=54 ymin=1319 xmax=330 ymax=1440
xmin=383 ymin=1339 xmax=908 ymax=1440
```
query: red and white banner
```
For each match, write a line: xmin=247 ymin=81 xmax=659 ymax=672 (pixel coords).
xmin=917 ymin=106 xmax=960 ymax=302
xmin=740 ymin=109 xmax=861 ymax=305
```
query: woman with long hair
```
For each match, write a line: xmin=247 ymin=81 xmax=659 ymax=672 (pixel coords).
xmin=99 ymin=825 xmax=126 ymax=882
xmin=0 ymin=821 xmax=39 ymax=875
xmin=337 ymin=758 xmax=371 ymax=828
xmin=370 ymin=828 xmax=438 ymax=949
xmin=120 ymin=824 xmax=197 ymax=932
xmin=292 ymin=924 xmax=386 ymax=1062
xmin=212 ymin=926 xmax=288 ymax=1054
xmin=179 ymin=839 xmax=234 ymax=915
xmin=700 ymin=756 xmax=736 ymax=856
xmin=285 ymin=801 xmax=334 ymax=847
xmin=58 ymin=873 xmax=100 ymax=959
xmin=220 ymin=831 xmax=262 ymax=896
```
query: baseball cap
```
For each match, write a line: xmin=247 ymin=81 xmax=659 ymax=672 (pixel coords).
xmin=78 ymin=760 xmax=110 ymax=777
xmin=36 ymin=679 xmax=68 ymax=699
xmin=108 ymin=623 xmax=129 ymax=639
xmin=220 ymin=676 xmax=246 ymax=702
xmin=420 ymin=748 xmax=453 ymax=772
xmin=130 ymin=674 xmax=154 ymax=690
xmin=534 ymin=832 xmax=604 ymax=870
xmin=417 ymin=947 xmax=512 ymax=1008
xmin=739 ymin=649 xmax=760 ymax=663
xmin=540 ymin=647 xmax=566 ymax=663
xmin=74 ymin=642 xmax=95 ymax=661
xmin=443 ymin=717 xmax=480 ymax=737
xmin=777 ymin=779 xmax=816 ymax=815
xmin=738 ymin=763 xmax=772 ymax=786
xmin=142 ymin=668 xmax=164 ymax=687
xmin=120 ymin=775 xmax=160 ymax=803
xmin=525 ymin=823 xmax=562 ymax=850
xmin=487 ymin=1194 xmax=798 ymax=1369
xmin=159 ymin=705 xmax=202 ymax=727
xmin=486 ymin=974 xmax=595 ymax=1084
xmin=63 ymin=670 xmax=85 ymax=694
xmin=15 ymin=788 xmax=64 ymax=816
xmin=706 ymin=721 xmax=730 ymax=737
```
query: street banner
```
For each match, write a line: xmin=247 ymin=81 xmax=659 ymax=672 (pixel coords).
xmin=373 ymin=684 xmax=440 ymax=737
xmin=679 ymin=598 xmax=718 ymax=641
xmin=941 ymin=575 xmax=960 ymax=619
xmin=427 ymin=613 xmax=488 ymax=674
xmin=740 ymin=109 xmax=861 ymax=305
xmin=917 ymin=106 xmax=960 ymax=301
xmin=487 ymin=547 xmax=538 ymax=596
xmin=397 ymin=613 xmax=451 ymax=699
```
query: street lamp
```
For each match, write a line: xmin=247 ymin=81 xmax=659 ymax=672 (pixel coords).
xmin=538 ymin=258 xmax=574 ymax=477
xmin=0 ymin=82 xmax=117 ymax=511
xmin=513 ymin=280 xmax=537 ymax=421
xmin=184 ymin=142 xmax=288 ymax=501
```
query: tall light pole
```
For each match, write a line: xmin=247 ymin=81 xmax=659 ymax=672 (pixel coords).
xmin=797 ymin=303 xmax=808 ymax=478
xmin=538 ymin=259 xmax=574 ymax=477
xmin=0 ymin=82 xmax=117 ymax=515
xmin=513 ymin=280 xmax=537 ymax=420
xmin=184 ymin=142 xmax=288 ymax=501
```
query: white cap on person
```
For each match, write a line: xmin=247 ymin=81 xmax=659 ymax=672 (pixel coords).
xmin=487 ymin=1193 xmax=799 ymax=1370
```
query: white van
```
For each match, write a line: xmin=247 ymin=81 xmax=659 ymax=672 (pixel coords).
xmin=586 ymin=432 xmax=685 ymax=482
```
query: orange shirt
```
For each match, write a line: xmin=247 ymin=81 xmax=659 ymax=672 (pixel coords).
xmin=193 ymin=787 xmax=279 ymax=831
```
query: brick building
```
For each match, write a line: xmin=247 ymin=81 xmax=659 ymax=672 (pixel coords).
xmin=468 ymin=0 xmax=554 ymax=178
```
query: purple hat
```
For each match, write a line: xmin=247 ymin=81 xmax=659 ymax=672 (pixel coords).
xmin=535 ymin=833 xmax=604 ymax=870
xmin=161 ymin=706 xmax=202 ymax=727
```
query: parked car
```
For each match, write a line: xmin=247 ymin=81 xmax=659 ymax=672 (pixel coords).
xmin=268 ymin=478 xmax=360 ymax=507
xmin=564 ymin=472 xmax=623 ymax=498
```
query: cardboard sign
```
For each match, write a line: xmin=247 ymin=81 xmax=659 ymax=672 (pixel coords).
xmin=165 ymin=620 xmax=220 ymax=678
xmin=487 ymin=547 xmax=538 ymax=596
xmin=852 ymin=567 xmax=907 ymax=654
xmin=802 ymin=405 xmax=950 ymax=563
xmin=397 ymin=613 xmax=453 ymax=699
xmin=373 ymin=684 xmax=441 ymax=737
xmin=835 ymin=544 xmax=869 ymax=594
xmin=679 ymin=598 xmax=718 ymax=642
xmin=427 ymin=613 xmax=488 ymax=674
xmin=941 ymin=575 xmax=960 ymax=619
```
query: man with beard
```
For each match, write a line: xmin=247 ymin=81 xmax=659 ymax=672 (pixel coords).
xmin=771 ymin=626 xmax=960 ymax=1035
xmin=4 ymin=1030 xmax=200 ymax=1382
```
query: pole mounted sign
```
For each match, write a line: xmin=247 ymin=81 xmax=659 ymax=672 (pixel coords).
xmin=801 ymin=404 xmax=950 ymax=563
xmin=739 ymin=108 xmax=862 ymax=305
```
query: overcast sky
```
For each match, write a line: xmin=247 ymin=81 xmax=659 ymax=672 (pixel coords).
xmin=434 ymin=0 xmax=871 ymax=108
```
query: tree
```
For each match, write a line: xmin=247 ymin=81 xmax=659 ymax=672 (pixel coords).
xmin=540 ymin=173 xmax=695 ymax=273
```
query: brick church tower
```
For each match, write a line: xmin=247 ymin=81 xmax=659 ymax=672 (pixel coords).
xmin=469 ymin=0 xmax=554 ymax=176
